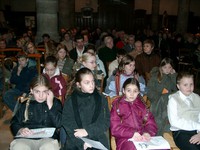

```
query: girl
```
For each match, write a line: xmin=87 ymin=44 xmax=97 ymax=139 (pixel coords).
xmin=60 ymin=31 xmax=75 ymax=51
xmin=62 ymin=67 xmax=110 ymax=150
xmin=43 ymin=55 xmax=67 ymax=104
xmin=10 ymin=75 xmax=62 ymax=150
xmin=110 ymin=78 xmax=157 ymax=150
xmin=147 ymin=57 xmax=177 ymax=135
xmin=56 ymin=44 xmax=74 ymax=76
xmin=168 ymin=72 xmax=200 ymax=150
xmin=74 ymin=52 xmax=104 ymax=91
xmin=105 ymin=54 xmax=146 ymax=97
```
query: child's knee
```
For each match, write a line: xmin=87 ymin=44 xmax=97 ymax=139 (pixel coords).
xmin=10 ymin=139 xmax=31 ymax=150
xmin=39 ymin=139 xmax=60 ymax=150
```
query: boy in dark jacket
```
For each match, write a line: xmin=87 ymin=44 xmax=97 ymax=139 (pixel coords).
xmin=3 ymin=52 xmax=38 ymax=112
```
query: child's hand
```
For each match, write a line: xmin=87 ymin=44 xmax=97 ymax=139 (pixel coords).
xmin=46 ymin=90 xmax=54 ymax=109
xmin=190 ymin=132 xmax=200 ymax=145
xmin=83 ymin=142 xmax=92 ymax=150
xmin=170 ymin=69 xmax=176 ymax=74
xmin=142 ymin=133 xmax=151 ymax=141
xmin=132 ymin=132 xmax=143 ymax=141
xmin=18 ymin=127 xmax=33 ymax=136
xmin=74 ymin=129 xmax=88 ymax=138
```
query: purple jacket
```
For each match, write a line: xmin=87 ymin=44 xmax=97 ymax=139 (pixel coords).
xmin=110 ymin=96 xmax=157 ymax=150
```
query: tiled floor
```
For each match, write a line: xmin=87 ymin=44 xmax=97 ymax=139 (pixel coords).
xmin=0 ymin=108 xmax=13 ymax=150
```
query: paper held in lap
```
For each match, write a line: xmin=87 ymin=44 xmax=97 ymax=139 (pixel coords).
xmin=79 ymin=137 xmax=108 ymax=150
xmin=128 ymin=136 xmax=170 ymax=150
xmin=15 ymin=128 xmax=56 ymax=138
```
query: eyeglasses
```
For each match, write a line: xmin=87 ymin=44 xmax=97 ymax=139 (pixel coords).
xmin=27 ymin=46 xmax=33 ymax=49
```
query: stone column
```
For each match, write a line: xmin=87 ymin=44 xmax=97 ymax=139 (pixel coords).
xmin=36 ymin=0 xmax=59 ymax=43
xmin=58 ymin=0 xmax=75 ymax=29
xmin=151 ymin=0 xmax=160 ymax=31
xmin=176 ymin=0 xmax=191 ymax=34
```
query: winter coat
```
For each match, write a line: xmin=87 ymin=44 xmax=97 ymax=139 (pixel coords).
xmin=147 ymin=67 xmax=177 ymax=135
xmin=10 ymin=96 xmax=62 ymax=139
xmin=110 ymin=96 xmax=157 ymax=150
xmin=10 ymin=62 xmax=38 ymax=93
xmin=43 ymin=67 xmax=67 ymax=104
xmin=62 ymin=89 xmax=110 ymax=150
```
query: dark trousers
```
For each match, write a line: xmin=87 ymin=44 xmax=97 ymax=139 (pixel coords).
xmin=173 ymin=130 xmax=200 ymax=150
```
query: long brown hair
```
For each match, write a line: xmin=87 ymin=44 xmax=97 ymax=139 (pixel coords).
xmin=157 ymin=57 xmax=174 ymax=82
xmin=118 ymin=54 xmax=135 ymax=74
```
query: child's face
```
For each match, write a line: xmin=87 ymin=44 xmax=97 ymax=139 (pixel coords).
xmin=57 ymin=48 xmax=66 ymax=60
xmin=143 ymin=43 xmax=153 ymax=55
xmin=124 ymin=61 xmax=135 ymax=75
xmin=31 ymin=85 xmax=49 ymax=103
xmin=18 ymin=57 xmax=28 ymax=67
xmin=27 ymin=44 xmax=35 ymax=54
xmin=83 ymin=56 xmax=97 ymax=71
xmin=45 ymin=63 xmax=56 ymax=78
xmin=123 ymin=84 xmax=140 ymax=102
xmin=161 ymin=63 xmax=173 ymax=74
xmin=76 ymin=74 xmax=95 ymax=93
xmin=177 ymin=77 xmax=194 ymax=96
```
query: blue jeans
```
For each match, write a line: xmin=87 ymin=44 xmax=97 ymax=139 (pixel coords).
xmin=3 ymin=88 xmax=23 ymax=112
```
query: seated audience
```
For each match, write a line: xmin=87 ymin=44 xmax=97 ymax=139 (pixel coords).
xmin=129 ymin=40 xmax=143 ymax=58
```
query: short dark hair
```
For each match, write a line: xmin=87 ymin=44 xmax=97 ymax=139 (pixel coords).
xmin=16 ymin=51 xmax=28 ymax=58
xmin=75 ymin=34 xmax=83 ymax=42
xmin=42 ymin=33 xmax=50 ymax=38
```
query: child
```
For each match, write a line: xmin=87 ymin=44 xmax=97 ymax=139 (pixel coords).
xmin=43 ymin=55 xmax=67 ymax=104
xmin=62 ymin=68 xmax=110 ymax=150
xmin=56 ymin=44 xmax=74 ymax=76
xmin=105 ymin=54 xmax=146 ymax=97
xmin=135 ymin=39 xmax=161 ymax=83
xmin=74 ymin=52 xmax=104 ymax=91
xmin=110 ymin=78 xmax=157 ymax=150
xmin=85 ymin=44 xmax=106 ymax=76
xmin=10 ymin=75 xmax=62 ymax=150
xmin=147 ymin=57 xmax=177 ymax=135
xmin=3 ymin=52 xmax=37 ymax=112
xmin=168 ymin=72 xmax=200 ymax=150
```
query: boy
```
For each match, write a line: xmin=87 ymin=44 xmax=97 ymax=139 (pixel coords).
xmin=168 ymin=72 xmax=200 ymax=150
xmin=3 ymin=52 xmax=38 ymax=112
xmin=135 ymin=39 xmax=161 ymax=83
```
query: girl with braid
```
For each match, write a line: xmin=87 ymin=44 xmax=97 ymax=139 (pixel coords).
xmin=10 ymin=75 xmax=62 ymax=150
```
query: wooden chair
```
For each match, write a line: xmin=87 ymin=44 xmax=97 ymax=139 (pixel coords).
xmin=178 ymin=48 xmax=193 ymax=72
xmin=163 ymin=132 xmax=180 ymax=150
xmin=27 ymin=53 xmax=42 ymax=74
xmin=96 ymin=74 xmax=104 ymax=93
xmin=107 ymin=96 xmax=119 ymax=150
xmin=1 ymin=48 xmax=22 ymax=61
xmin=190 ymin=68 xmax=200 ymax=90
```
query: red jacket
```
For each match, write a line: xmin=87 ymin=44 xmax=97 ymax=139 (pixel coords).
xmin=110 ymin=95 xmax=157 ymax=150
xmin=43 ymin=69 xmax=67 ymax=104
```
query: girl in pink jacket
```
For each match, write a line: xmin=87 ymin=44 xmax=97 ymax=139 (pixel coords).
xmin=110 ymin=78 xmax=157 ymax=150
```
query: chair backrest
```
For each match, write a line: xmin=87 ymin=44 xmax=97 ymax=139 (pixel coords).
xmin=27 ymin=53 xmax=42 ymax=74
xmin=37 ymin=47 xmax=46 ymax=55
xmin=96 ymin=74 xmax=104 ymax=93
xmin=1 ymin=48 xmax=22 ymax=61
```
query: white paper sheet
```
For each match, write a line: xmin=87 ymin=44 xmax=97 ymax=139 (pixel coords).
xmin=15 ymin=128 xmax=56 ymax=138
xmin=128 ymin=136 xmax=170 ymax=150
xmin=79 ymin=137 xmax=108 ymax=150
